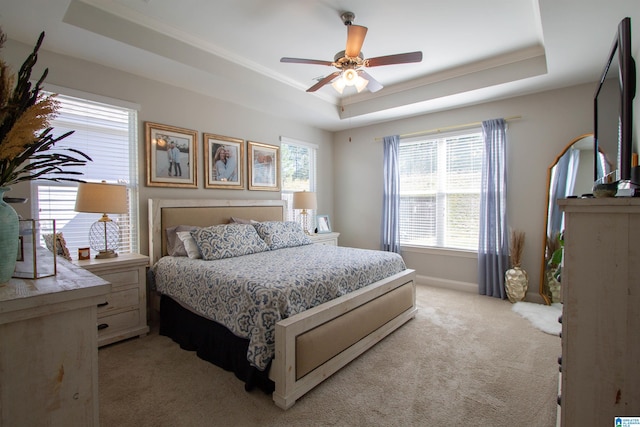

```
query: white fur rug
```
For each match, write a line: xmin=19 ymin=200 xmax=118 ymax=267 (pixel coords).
xmin=512 ymin=301 xmax=562 ymax=336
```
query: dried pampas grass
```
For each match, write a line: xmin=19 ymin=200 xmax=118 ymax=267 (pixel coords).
xmin=509 ymin=229 xmax=525 ymax=268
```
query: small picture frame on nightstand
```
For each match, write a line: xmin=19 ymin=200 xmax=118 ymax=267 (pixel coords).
xmin=78 ymin=247 xmax=91 ymax=260
xmin=316 ymin=214 xmax=332 ymax=234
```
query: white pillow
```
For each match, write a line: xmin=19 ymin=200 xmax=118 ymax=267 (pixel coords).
xmin=166 ymin=225 xmax=198 ymax=256
xmin=176 ymin=230 xmax=201 ymax=259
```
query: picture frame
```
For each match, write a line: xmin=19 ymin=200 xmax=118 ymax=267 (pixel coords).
xmin=14 ymin=220 xmax=58 ymax=279
xmin=145 ymin=121 xmax=198 ymax=188
xmin=16 ymin=236 xmax=24 ymax=262
xmin=203 ymin=133 xmax=244 ymax=189
xmin=316 ymin=214 xmax=332 ymax=234
xmin=248 ymin=141 xmax=280 ymax=191
xmin=43 ymin=231 xmax=72 ymax=261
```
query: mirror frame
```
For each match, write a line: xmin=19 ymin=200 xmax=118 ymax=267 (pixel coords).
xmin=539 ymin=133 xmax=594 ymax=304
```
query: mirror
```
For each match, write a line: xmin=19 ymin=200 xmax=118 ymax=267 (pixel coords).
xmin=539 ymin=134 xmax=613 ymax=304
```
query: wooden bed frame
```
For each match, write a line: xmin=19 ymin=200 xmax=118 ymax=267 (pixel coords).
xmin=148 ymin=199 xmax=417 ymax=409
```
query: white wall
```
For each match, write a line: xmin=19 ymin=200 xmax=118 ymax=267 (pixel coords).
xmin=333 ymin=83 xmax=595 ymax=303
xmin=5 ymin=33 xmax=638 ymax=305
xmin=3 ymin=38 xmax=334 ymax=256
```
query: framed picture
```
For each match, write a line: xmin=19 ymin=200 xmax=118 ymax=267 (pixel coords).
xmin=145 ymin=122 xmax=198 ymax=188
xmin=203 ymin=133 xmax=244 ymax=189
xmin=16 ymin=236 xmax=24 ymax=262
xmin=248 ymin=141 xmax=280 ymax=191
xmin=316 ymin=214 xmax=332 ymax=234
xmin=43 ymin=232 xmax=72 ymax=261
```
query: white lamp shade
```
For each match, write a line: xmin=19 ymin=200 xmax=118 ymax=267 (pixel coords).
xmin=75 ymin=182 xmax=128 ymax=214
xmin=331 ymin=77 xmax=346 ymax=94
xmin=292 ymin=191 xmax=317 ymax=210
xmin=355 ymin=75 xmax=369 ymax=92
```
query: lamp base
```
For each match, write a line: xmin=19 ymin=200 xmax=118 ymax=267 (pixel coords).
xmin=300 ymin=210 xmax=312 ymax=235
xmin=95 ymin=249 xmax=118 ymax=259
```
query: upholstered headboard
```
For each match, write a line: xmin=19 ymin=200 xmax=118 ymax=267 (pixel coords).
xmin=148 ymin=199 xmax=286 ymax=264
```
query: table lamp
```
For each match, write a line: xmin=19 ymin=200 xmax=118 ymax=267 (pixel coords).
xmin=74 ymin=181 xmax=128 ymax=259
xmin=292 ymin=191 xmax=317 ymax=235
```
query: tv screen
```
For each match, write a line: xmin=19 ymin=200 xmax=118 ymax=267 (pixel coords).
xmin=594 ymin=17 xmax=636 ymax=184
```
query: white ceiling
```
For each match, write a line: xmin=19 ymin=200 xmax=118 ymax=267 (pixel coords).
xmin=0 ymin=0 xmax=637 ymax=131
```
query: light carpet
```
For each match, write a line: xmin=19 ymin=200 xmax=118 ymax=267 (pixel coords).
xmin=99 ymin=285 xmax=560 ymax=426
xmin=512 ymin=301 xmax=562 ymax=336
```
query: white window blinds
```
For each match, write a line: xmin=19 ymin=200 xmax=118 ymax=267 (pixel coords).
xmin=399 ymin=130 xmax=482 ymax=250
xmin=280 ymin=136 xmax=317 ymax=222
xmin=33 ymin=91 xmax=139 ymax=258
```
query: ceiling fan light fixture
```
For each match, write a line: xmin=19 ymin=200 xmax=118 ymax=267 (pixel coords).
xmin=332 ymin=69 xmax=369 ymax=94
xmin=331 ymin=77 xmax=346 ymax=94
xmin=355 ymin=75 xmax=369 ymax=93
xmin=343 ymin=68 xmax=358 ymax=86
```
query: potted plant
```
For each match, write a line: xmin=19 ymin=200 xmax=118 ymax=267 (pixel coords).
xmin=546 ymin=232 xmax=564 ymax=303
xmin=0 ymin=28 xmax=91 ymax=283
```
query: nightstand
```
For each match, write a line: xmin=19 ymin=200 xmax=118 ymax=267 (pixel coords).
xmin=74 ymin=253 xmax=150 ymax=347
xmin=309 ymin=232 xmax=340 ymax=246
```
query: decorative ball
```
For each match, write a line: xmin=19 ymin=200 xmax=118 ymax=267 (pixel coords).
xmin=88 ymin=221 xmax=120 ymax=253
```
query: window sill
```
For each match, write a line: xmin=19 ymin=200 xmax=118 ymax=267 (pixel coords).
xmin=400 ymin=245 xmax=477 ymax=259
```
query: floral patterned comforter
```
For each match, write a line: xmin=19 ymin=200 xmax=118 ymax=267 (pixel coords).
xmin=151 ymin=244 xmax=406 ymax=370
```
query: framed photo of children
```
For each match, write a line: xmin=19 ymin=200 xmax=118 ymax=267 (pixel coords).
xmin=203 ymin=133 xmax=244 ymax=189
xmin=247 ymin=141 xmax=280 ymax=191
xmin=145 ymin=122 xmax=198 ymax=188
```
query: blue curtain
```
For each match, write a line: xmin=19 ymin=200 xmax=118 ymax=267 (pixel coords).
xmin=381 ymin=135 xmax=401 ymax=253
xmin=478 ymin=119 xmax=509 ymax=298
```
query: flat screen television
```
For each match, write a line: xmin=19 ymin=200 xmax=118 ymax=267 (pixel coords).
xmin=594 ymin=17 xmax=636 ymax=183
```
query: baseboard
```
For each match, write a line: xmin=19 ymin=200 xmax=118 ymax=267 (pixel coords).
xmin=415 ymin=274 xmax=477 ymax=293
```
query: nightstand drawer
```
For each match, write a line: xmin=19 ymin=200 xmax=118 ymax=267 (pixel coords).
xmin=99 ymin=269 xmax=139 ymax=288
xmin=98 ymin=310 xmax=139 ymax=337
xmin=75 ymin=253 xmax=150 ymax=346
xmin=98 ymin=287 xmax=139 ymax=315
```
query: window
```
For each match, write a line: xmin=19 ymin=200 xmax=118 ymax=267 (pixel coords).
xmin=399 ymin=130 xmax=482 ymax=251
xmin=32 ymin=88 xmax=139 ymax=258
xmin=280 ymin=136 xmax=317 ymax=222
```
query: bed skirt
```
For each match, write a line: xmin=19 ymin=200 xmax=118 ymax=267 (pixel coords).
xmin=159 ymin=295 xmax=275 ymax=393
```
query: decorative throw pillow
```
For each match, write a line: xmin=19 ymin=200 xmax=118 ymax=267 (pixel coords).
xmin=176 ymin=230 xmax=202 ymax=259
xmin=191 ymin=224 xmax=269 ymax=261
xmin=166 ymin=225 xmax=199 ymax=257
xmin=252 ymin=221 xmax=313 ymax=250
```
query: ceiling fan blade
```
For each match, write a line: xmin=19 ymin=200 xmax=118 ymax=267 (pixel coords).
xmin=358 ymin=70 xmax=383 ymax=93
xmin=366 ymin=51 xmax=423 ymax=67
xmin=281 ymin=57 xmax=334 ymax=66
xmin=345 ymin=25 xmax=368 ymax=57
xmin=306 ymin=71 xmax=341 ymax=92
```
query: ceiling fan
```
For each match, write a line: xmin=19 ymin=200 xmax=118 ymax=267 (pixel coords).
xmin=281 ymin=12 xmax=423 ymax=94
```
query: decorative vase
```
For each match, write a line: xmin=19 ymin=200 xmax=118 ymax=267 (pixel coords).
xmin=505 ymin=266 xmax=528 ymax=303
xmin=0 ymin=187 xmax=20 ymax=284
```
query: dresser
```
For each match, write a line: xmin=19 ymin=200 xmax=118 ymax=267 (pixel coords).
xmin=0 ymin=258 xmax=110 ymax=426
xmin=74 ymin=253 xmax=149 ymax=347
xmin=557 ymin=198 xmax=640 ymax=426
xmin=309 ymin=232 xmax=340 ymax=246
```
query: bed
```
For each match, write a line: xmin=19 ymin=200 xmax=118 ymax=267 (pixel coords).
xmin=148 ymin=199 xmax=416 ymax=409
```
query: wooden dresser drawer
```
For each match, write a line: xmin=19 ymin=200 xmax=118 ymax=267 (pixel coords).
xmin=98 ymin=269 xmax=139 ymax=288
xmin=98 ymin=287 xmax=139 ymax=316
xmin=98 ymin=310 xmax=140 ymax=337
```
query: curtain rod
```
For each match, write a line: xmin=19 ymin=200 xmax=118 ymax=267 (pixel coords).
xmin=374 ymin=115 xmax=522 ymax=141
